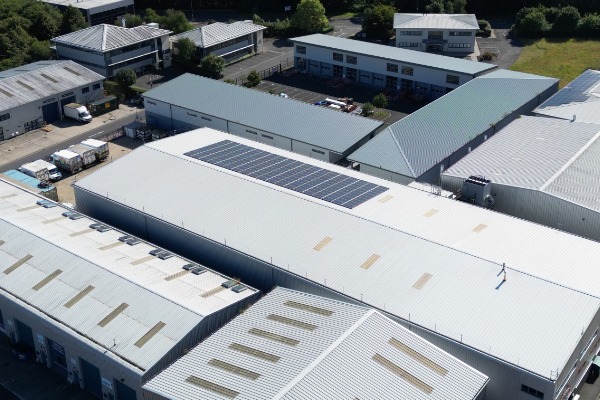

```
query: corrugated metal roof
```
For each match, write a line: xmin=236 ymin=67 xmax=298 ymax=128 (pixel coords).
xmin=393 ymin=13 xmax=479 ymax=30
xmin=143 ymin=287 xmax=488 ymax=400
xmin=41 ymin=0 xmax=133 ymax=11
xmin=142 ymin=73 xmax=382 ymax=153
xmin=534 ymin=69 xmax=600 ymax=124
xmin=0 ymin=60 xmax=103 ymax=112
xmin=442 ymin=116 xmax=600 ymax=212
xmin=348 ymin=69 xmax=558 ymax=178
xmin=74 ymin=129 xmax=600 ymax=379
xmin=52 ymin=24 xmax=171 ymax=51
xmin=171 ymin=21 xmax=266 ymax=48
xmin=0 ymin=179 xmax=257 ymax=371
xmin=290 ymin=34 xmax=495 ymax=75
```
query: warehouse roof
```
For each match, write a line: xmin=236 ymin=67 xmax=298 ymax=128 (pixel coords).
xmin=291 ymin=34 xmax=495 ymax=75
xmin=348 ymin=69 xmax=558 ymax=178
xmin=0 ymin=60 xmax=103 ymax=112
xmin=41 ymin=0 xmax=132 ymax=11
xmin=534 ymin=69 xmax=600 ymax=125
xmin=2 ymin=170 xmax=55 ymax=195
xmin=442 ymin=116 xmax=600 ymax=211
xmin=393 ymin=13 xmax=479 ymax=30
xmin=52 ymin=24 xmax=171 ymax=51
xmin=142 ymin=73 xmax=382 ymax=154
xmin=171 ymin=21 xmax=266 ymax=48
xmin=143 ymin=287 xmax=488 ymax=400
xmin=0 ymin=179 xmax=257 ymax=372
xmin=74 ymin=129 xmax=600 ymax=380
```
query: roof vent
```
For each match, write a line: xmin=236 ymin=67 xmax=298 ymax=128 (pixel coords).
xmin=231 ymin=284 xmax=247 ymax=293
xmin=221 ymin=279 xmax=238 ymax=289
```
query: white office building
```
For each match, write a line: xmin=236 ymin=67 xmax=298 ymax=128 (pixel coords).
xmin=41 ymin=0 xmax=134 ymax=26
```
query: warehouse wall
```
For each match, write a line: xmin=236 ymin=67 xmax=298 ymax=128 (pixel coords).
xmin=359 ymin=164 xmax=415 ymax=185
xmin=228 ymin=122 xmax=293 ymax=151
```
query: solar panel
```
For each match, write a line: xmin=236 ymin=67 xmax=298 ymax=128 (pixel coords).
xmin=540 ymin=70 xmax=600 ymax=108
xmin=184 ymin=140 xmax=388 ymax=209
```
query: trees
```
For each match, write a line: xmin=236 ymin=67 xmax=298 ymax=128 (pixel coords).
xmin=198 ymin=54 xmax=225 ymax=79
xmin=175 ymin=37 xmax=196 ymax=68
xmin=425 ymin=0 xmax=445 ymax=13
xmin=246 ymin=69 xmax=260 ymax=87
xmin=114 ymin=68 xmax=137 ymax=89
xmin=144 ymin=8 xmax=160 ymax=23
xmin=515 ymin=10 xmax=550 ymax=37
xmin=552 ymin=6 xmax=581 ymax=36
xmin=578 ymin=14 xmax=600 ymax=36
xmin=118 ymin=13 xmax=143 ymax=28
xmin=362 ymin=4 xmax=395 ymax=41
xmin=372 ymin=93 xmax=388 ymax=108
xmin=61 ymin=5 xmax=87 ymax=34
xmin=292 ymin=0 xmax=329 ymax=33
xmin=161 ymin=9 xmax=193 ymax=34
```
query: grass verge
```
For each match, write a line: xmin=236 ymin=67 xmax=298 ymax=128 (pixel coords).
xmin=510 ymin=38 xmax=600 ymax=88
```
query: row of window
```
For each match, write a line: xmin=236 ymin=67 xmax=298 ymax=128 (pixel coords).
xmin=398 ymin=43 xmax=421 ymax=48
xmin=398 ymin=30 xmax=473 ymax=37
xmin=58 ymin=43 xmax=103 ymax=56
xmin=446 ymin=75 xmax=459 ymax=84
xmin=0 ymin=113 xmax=9 ymax=122
xmin=521 ymin=384 xmax=544 ymax=399
xmin=448 ymin=43 xmax=472 ymax=48
xmin=449 ymin=31 xmax=473 ymax=36
xmin=109 ymin=39 xmax=156 ymax=57
xmin=332 ymin=52 xmax=358 ymax=65
xmin=207 ymin=35 xmax=248 ymax=51
xmin=398 ymin=30 xmax=422 ymax=36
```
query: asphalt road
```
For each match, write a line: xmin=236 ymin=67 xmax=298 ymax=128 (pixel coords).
xmin=0 ymin=114 xmax=137 ymax=172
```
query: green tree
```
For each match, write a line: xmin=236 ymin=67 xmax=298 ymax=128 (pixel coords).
xmin=175 ymin=37 xmax=196 ymax=68
xmin=28 ymin=39 xmax=54 ymax=61
xmin=161 ymin=9 xmax=193 ymax=34
xmin=425 ymin=0 xmax=445 ymax=13
xmin=578 ymin=14 xmax=600 ymax=36
xmin=515 ymin=10 xmax=550 ymax=37
xmin=61 ymin=5 xmax=87 ymax=34
xmin=372 ymin=93 xmax=388 ymax=108
xmin=198 ymin=54 xmax=225 ymax=79
xmin=362 ymin=4 xmax=395 ymax=41
xmin=292 ymin=0 xmax=329 ymax=33
xmin=118 ymin=13 xmax=143 ymax=28
xmin=144 ymin=8 xmax=160 ymax=23
xmin=22 ymin=2 xmax=62 ymax=40
xmin=552 ymin=6 xmax=581 ymax=36
xmin=246 ymin=69 xmax=260 ymax=87
xmin=361 ymin=102 xmax=374 ymax=116
xmin=450 ymin=0 xmax=467 ymax=13
xmin=114 ymin=68 xmax=137 ymax=89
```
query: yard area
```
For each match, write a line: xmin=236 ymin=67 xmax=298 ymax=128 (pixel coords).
xmin=510 ymin=38 xmax=600 ymax=88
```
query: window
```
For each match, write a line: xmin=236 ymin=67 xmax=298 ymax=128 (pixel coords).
xmin=333 ymin=52 xmax=343 ymax=62
xmin=449 ymin=31 xmax=472 ymax=36
xmin=401 ymin=66 xmax=413 ymax=76
xmin=521 ymin=384 xmax=544 ymax=399
xmin=296 ymin=45 xmax=306 ymax=54
xmin=262 ymin=134 xmax=273 ymax=139
xmin=0 ymin=113 xmax=10 ymax=121
xmin=398 ymin=43 xmax=420 ymax=48
xmin=448 ymin=43 xmax=472 ymax=48
xmin=201 ymin=116 xmax=212 ymax=121
xmin=398 ymin=30 xmax=422 ymax=36
xmin=246 ymin=129 xmax=257 ymax=135
xmin=146 ymin=100 xmax=156 ymax=105
xmin=387 ymin=63 xmax=398 ymax=73
xmin=312 ymin=149 xmax=325 ymax=154
xmin=446 ymin=75 xmax=459 ymax=84
xmin=82 ymin=87 xmax=89 ymax=93
xmin=0 ymin=308 xmax=4 ymax=330
xmin=428 ymin=31 xmax=444 ymax=40
xmin=346 ymin=55 xmax=357 ymax=64
xmin=92 ymin=83 xmax=101 ymax=90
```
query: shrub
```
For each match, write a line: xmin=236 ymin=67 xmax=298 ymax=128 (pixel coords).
xmin=578 ymin=14 xmax=600 ymax=36
xmin=246 ymin=70 xmax=261 ymax=87
xmin=372 ymin=93 xmax=388 ymax=108
xmin=361 ymin=102 xmax=374 ymax=116
xmin=552 ymin=6 xmax=581 ymax=36
xmin=515 ymin=10 xmax=550 ymax=37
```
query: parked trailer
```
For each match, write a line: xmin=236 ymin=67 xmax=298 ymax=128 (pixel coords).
xmin=81 ymin=139 xmax=109 ymax=161
xmin=18 ymin=160 xmax=50 ymax=182
xmin=51 ymin=150 xmax=83 ymax=173
xmin=68 ymin=144 xmax=96 ymax=168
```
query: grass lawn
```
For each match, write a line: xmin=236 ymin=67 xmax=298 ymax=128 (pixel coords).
xmin=510 ymin=38 xmax=600 ymax=88
xmin=329 ymin=12 xmax=358 ymax=19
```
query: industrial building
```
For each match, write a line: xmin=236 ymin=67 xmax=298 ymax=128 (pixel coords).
xmin=52 ymin=24 xmax=172 ymax=78
xmin=41 ymin=0 xmax=134 ymax=26
xmin=290 ymin=34 xmax=495 ymax=99
xmin=141 ymin=73 xmax=383 ymax=162
xmin=1 ymin=170 xmax=57 ymax=201
xmin=171 ymin=21 xmax=266 ymax=64
xmin=441 ymin=115 xmax=600 ymax=242
xmin=348 ymin=69 xmax=558 ymax=185
xmin=0 ymin=60 xmax=104 ymax=142
xmin=394 ymin=13 xmax=479 ymax=54
xmin=0 ymin=179 xmax=259 ymax=400
xmin=143 ymin=287 xmax=489 ymax=400
xmin=74 ymin=128 xmax=600 ymax=400
xmin=534 ymin=69 xmax=600 ymax=124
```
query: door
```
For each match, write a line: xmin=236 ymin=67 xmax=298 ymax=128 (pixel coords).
xmin=359 ymin=71 xmax=371 ymax=85
xmin=115 ymin=380 xmax=137 ymax=400
xmin=80 ymin=358 xmax=103 ymax=398
xmin=47 ymin=338 xmax=68 ymax=377
xmin=15 ymin=319 xmax=34 ymax=351
xmin=42 ymin=101 xmax=60 ymax=123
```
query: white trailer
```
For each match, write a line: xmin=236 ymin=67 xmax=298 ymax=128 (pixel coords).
xmin=19 ymin=160 xmax=50 ymax=182
xmin=68 ymin=144 xmax=96 ymax=168
xmin=52 ymin=150 xmax=83 ymax=173
xmin=81 ymin=139 xmax=109 ymax=161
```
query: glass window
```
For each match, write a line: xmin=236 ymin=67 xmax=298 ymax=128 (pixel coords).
xmin=449 ymin=31 xmax=472 ymax=36
xmin=92 ymin=83 xmax=101 ymax=90
xmin=333 ymin=52 xmax=343 ymax=62
xmin=387 ymin=63 xmax=398 ymax=73
xmin=346 ymin=55 xmax=357 ymax=64
xmin=296 ymin=45 xmax=306 ymax=54
xmin=428 ymin=31 xmax=444 ymax=40
xmin=0 ymin=113 xmax=10 ymax=121
xmin=446 ymin=75 xmax=459 ymax=84
xmin=82 ymin=87 xmax=89 ymax=94
xmin=401 ymin=66 xmax=413 ymax=76
xmin=0 ymin=308 xmax=4 ymax=329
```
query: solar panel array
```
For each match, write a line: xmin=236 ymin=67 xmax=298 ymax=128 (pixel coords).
xmin=184 ymin=140 xmax=388 ymax=209
xmin=541 ymin=70 xmax=600 ymax=108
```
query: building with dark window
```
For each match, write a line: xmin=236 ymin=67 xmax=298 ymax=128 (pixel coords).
xmin=170 ymin=21 xmax=266 ymax=64
xmin=0 ymin=60 xmax=104 ymax=142
xmin=52 ymin=24 xmax=172 ymax=78
xmin=41 ymin=0 xmax=134 ymax=26
xmin=394 ymin=13 xmax=479 ymax=55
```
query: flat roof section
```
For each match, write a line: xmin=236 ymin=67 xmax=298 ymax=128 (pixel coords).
xmin=143 ymin=287 xmax=489 ymax=400
xmin=41 ymin=0 xmax=133 ymax=11
xmin=142 ymin=73 xmax=383 ymax=154
xmin=74 ymin=129 xmax=600 ymax=379
xmin=291 ymin=34 xmax=496 ymax=76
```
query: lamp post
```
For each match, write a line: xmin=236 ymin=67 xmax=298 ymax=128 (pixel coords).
xmin=190 ymin=0 xmax=194 ymax=21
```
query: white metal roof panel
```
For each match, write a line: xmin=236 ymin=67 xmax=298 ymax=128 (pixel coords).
xmin=142 ymin=73 xmax=382 ymax=153
xmin=171 ymin=21 xmax=266 ymax=48
xmin=0 ymin=179 xmax=257 ymax=371
xmin=41 ymin=0 xmax=133 ymax=11
xmin=348 ymin=70 xmax=558 ymax=178
xmin=143 ymin=287 xmax=488 ymax=400
xmin=74 ymin=129 xmax=600 ymax=379
xmin=52 ymin=24 xmax=171 ymax=51
xmin=393 ymin=13 xmax=479 ymax=30
xmin=0 ymin=60 xmax=103 ymax=112
xmin=291 ymin=34 xmax=495 ymax=75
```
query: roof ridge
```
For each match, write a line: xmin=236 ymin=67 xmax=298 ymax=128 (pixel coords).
xmin=102 ymin=24 xmax=108 ymax=51
xmin=271 ymin=309 xmax=376 ymax=399
xmin=387 ymin=128 xmax=417 ymax=178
